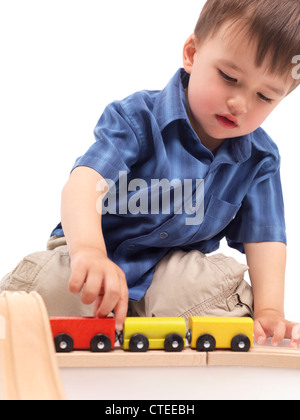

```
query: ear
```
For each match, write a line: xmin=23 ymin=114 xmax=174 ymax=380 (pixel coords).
xmin=183 ymin=35 xmax=198 ymax=74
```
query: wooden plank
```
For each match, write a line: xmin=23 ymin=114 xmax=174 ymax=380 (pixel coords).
xmin=57 ymin=348 xmax=208 ymax=368
xmin=208 ymin=347 xmax=300 ymax=369
xmin=0 ymin=292 xmax=66 ymax=400
xmin=57 ymin=346 xmax=300 ymax=370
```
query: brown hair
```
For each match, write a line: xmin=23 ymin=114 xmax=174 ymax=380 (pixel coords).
xmin=195 ymin=0 xmax=300 ymax=90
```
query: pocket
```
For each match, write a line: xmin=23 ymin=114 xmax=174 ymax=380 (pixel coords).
xmin=193 ymin=196 xmax=241 ymax=240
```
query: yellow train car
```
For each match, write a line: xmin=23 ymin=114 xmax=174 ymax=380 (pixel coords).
xmin=188 ymin=317 xmax=254 ymax=352
xmin=122 ymin=317 xmax=187 ymax=352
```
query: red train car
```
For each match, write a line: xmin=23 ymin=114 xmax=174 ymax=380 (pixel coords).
xmin=50 ymin=317 xmax=115 ymax=353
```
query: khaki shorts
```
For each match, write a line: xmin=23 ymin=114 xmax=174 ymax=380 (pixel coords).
xmin=0 ymin=237 xmax=254 ymax=321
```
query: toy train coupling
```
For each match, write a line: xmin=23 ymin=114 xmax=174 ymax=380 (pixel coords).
xmin=186 ymin=329 xmax=192 ymax=344
xmin=116 ymin=330 xmax=124 ymax=346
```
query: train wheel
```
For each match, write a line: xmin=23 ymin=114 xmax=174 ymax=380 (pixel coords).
xmin=129 ymin=334 xmax=149 ymax=352
xmin=164 ymin=334 xmax=185 ymax=352
xmin=231 ymin=334 xmax=251 ymax=352
xmin=54 ymin=334 xmax=74 ymax=353
xmin=90 ymin=334 xmax=112 ymax=353
xmin=196 ymin=334 xmax=216 ymax=352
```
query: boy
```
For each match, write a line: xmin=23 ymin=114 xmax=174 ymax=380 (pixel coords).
xmin=1 ymin=0 xmax=300 ymax=347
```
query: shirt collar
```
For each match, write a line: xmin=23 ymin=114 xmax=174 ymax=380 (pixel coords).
xmin=153 ymin=68 xmax=189 ymax=132
xmin=154 ymin=68 xmax=252 ymax=164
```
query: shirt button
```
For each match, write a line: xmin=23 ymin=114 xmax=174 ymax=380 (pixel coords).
xmin=159 ymin=232 xmax=169 ymax=240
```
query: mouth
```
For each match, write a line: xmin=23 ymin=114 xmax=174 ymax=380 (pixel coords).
xmin=216 ymin=114 xmax=238 ymax=129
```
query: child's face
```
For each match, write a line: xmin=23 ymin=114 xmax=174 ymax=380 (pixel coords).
xmin=183 ymin=24 xmax=292 ymax=149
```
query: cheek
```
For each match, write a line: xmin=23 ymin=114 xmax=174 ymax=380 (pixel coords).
xmin=188 ymin=76 xmax=221 ymax=117
xmin=246 ymin=106 xmax=274 ymax=130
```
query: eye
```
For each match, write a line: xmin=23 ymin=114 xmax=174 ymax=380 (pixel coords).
xmin=219 ymin=70 xmax=238 ymax=83
xmin=257 ymin=92 xmax=273 ymax=103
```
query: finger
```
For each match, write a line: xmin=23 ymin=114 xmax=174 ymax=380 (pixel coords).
xmin=283 ymin=321 xmax=298 ymax=340
xmin=81 ymin=273 xmax=103 ymax=305
xmin=291 ymin=324 xmax=300 ymax=340
xmin=95 ymin=274 xmax=121 ymax=319
xmin=114 ymin=283 xmax=129 ymax=331
xmin=68 ymin=265 xmax=87 ymax=294
xmin=290 ymin=324 xmax=300 ymax=348
xmin=254 ymin=320 xmax=267 ymax=345
xmin=290 ymin=339 xmax=299 ymax=349
xmin=271 ymin=321 xmax=286 ymax=347
xmin=93 ymin=293 xmax=104 ymax=317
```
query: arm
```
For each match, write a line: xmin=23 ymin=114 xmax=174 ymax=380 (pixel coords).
xmin=244 ymin=242 xmax=298 ymax=347
xmin=61 ymin=166 xmax=128 ymax=330
xmin=61 ymin=167 xmax=108 ymax=257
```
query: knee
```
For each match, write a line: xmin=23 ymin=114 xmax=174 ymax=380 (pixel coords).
xmin=0 ymin=251 xmax=55 ymax=294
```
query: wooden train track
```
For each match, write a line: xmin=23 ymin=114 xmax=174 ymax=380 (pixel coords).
xmin=56 ymin=346 xmax=300 ymax=370
xmin=0 ymin=292 xmax=65 ymax=400
xmin=0 ymin=291 xmax=300 ymax=400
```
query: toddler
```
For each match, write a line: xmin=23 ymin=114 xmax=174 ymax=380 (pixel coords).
xmin=1 ymin=0 xmax=300 ymax=348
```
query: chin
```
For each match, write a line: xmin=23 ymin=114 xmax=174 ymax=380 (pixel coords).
xmin=211 ymin=126 xmax=244 ymax=140
xmin=205 ymin=128 xmax=232 ymax=140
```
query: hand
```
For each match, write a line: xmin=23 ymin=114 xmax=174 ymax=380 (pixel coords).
xmin=69 ymin=248 xmax=128 ymax=330
xmin=254 ymin=309 xmax=300 ymax=348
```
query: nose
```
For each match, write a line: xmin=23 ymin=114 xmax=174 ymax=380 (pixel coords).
xmin=227 ymin=96 xmax=248 ymax=116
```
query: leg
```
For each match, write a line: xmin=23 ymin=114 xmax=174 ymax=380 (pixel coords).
xmin=0 ymin=237 xmax=94 ymax=317
xmin=130 ymin=249 xmax=254 ymax=323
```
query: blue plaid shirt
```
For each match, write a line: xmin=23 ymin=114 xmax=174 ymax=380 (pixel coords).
xmin=52 ymin=69 xmax=287 ymax=301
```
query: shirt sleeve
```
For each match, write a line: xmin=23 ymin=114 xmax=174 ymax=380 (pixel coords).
xmin=226 ymin=160 xmax=287 ymax=253
xmin=72 ymin=100 xmax=141 ymax=183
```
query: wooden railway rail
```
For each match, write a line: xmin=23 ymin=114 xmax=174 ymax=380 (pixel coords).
xmin=56 ymin=346 xmax=300 ymax=370
xmin=0 ymin=292 xmax=66 ymax=400
xmin=0 ymin=292 xmax=300 ymax=400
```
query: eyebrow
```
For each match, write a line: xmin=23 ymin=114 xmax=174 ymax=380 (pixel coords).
xmin=219 ymin=59 xmax=245 ymax=73
xmin=219 ymin=59 xmax=286 ymax=97
xmin=264 ymin=85 xmax=285 ymax=97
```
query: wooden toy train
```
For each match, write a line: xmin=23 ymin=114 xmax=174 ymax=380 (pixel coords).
xmin=50 ymin=316 xmax=254 ymax=354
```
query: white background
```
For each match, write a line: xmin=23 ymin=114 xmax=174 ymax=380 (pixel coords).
xmin=60 ymin=364 xmax=300 ymax=400
xmin=0 ymin=0 xmax=299 ymax=321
